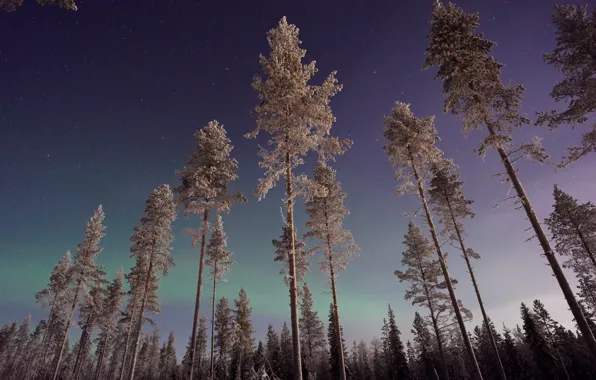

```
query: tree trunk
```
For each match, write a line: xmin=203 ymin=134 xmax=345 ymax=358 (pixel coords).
xmin=486 ymin=123 xmax=596 ymax=359
xmin=127 ymin=258 xmax=155 ymax=380
xmin=51 ymin=281 xmax=82 ymax=380
xmin=190 ymin=209 xmax=210 ymax=380
xmin=94 ymin=335 xmax=109 ymax=380
xmin=119 ymin=324 xmax=133 ymax=380
xmin=37 ymin=303 xmax=56 ymax=379
xmin=410 ymin=151 xmax=483 ymax=380
xmin=428 ymin=303 xmax=449 ymax=380
xmin=445 ymin=195 xmax=507 ymax=380
xmin=324 ymin=200 xmax=347 ymax=380
xmin=73 ymin=314 xmax=93 ymax=380
xmin=285 ymin=152 xmax=303 ymax=380
xmin=210 ymin=257 xmax=218 ymax=380
xmin=576 ymin=229 xmax=596 ymax=272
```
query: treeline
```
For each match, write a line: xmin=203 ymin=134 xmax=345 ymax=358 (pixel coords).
xmin=1 ymin=1 xmax=596 ymax=380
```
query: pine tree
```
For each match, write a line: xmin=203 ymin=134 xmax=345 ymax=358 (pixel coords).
xmin=265 ymin=324 xmax=283 ymax=379
xmin=1 ymin=0 xmax=78 ymax=13
xmin=500 ymin=326 xmax=530 ymax=380
xmin=428 ymin=161 xmax=506 ymax=380
xmin=176 ymin=119 xmax=245 ymax=380
xmin=327 ymin=304 xmax=348 ymax=380
xmin=161 ymin=331 xmax=177 ymax=380
xmin=51 ymin=205 xmax=105 ymax=380
xmin=280 ymin=322 xmax=293 ymax=380
xmin=253 ymin=340 xmax=266 ymax=375
xmin=206 ymin=215 xmax=235 ymax=378
xmin=395 ymin=222 xmax=466 ymax=379
xmin=532 ymin=300 xmax=571 ymax=380
xmin=383 ymin=101 xmax=480 ymax=379
xmin=215 ymin=297 xmax=233 ymax=379
xmin=520 ymin=303 xmax=558 ymax=379
xmin=182 ymin=317 xmax=208 ymax=380
xmin=34 ymin=250 xmax=73 ymax=378
xmin=538 ymin=4 xmax=596 ymax=165
xmin=385 ymin=305 xmax=411 ymax=380
xmin=545 ymin=185 xmax=596 ymax=277
xmin=2 ymin=315 xmax=30 ymax=379
xmin=273 ymin=222 xmax=309 ymax=291
xmin=299 ymin=282 xmax=326 ymax=375
xmin=424 ymin=1 xmax=596 ymax=359
xmin=149 ymin=327 xmax=161 ymax=380
xmin=230 ymin=288 xmax=254 ymax=380
xmin=127 ymin=185 xmax=177 ymax=380
xmin=304 ymin=162 xmax=359 ymax=380
xmin=247 ymin=16 xmax=351 ymax=380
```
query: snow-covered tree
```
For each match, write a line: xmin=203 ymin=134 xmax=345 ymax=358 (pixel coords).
xmin=247 ymin=16 xmax=351 ymax=380
xmin=126 ymin=185 xmax=177 ymax=380
xmin=230 ymin=288 xmax=254 ymax=380
xmin=51 ymin=205 xmax=105 ymax=380
xmin=214 ymin=296 xmax=234 ymax=379
xmin=383 ymin=305 xmax=410 ymax=380
xmin=273 ymin=221 xmax=309 ymax=291
xmin=0 ymin=0 xmax=78 ymax=13
xmin=303 ymin=162 xmax=358 ymax=380
xmin=537 ymin=5 xmax=596 ymax=165
xmin=160 ymin=331 xmax=177 ymax=380
xmin=428 ymin=161 xmax=506 ymax=380
xmin=545 ymin=185 xmax=596 ymax=276
xmin=395 ymin=222 xmax=470 ymax=380
xmin=205 ymin=215 xmax=235 ymax=377
xmin=299 ymin=282 xmax=326 ymax=374
xmin=176 ymin=119 xmax=245 ymax=380
xmin=327 ymin=303 xmax=348 ymax=380
xmin=383 ymin=101 xmax=479 ymax=378
xmin=183 ymin=316 xmax=208 ymax=380
xmin=424 ymin=1 xmax=596 ymax=359
xmin=265 ymin=325 xmax=283 ymax=379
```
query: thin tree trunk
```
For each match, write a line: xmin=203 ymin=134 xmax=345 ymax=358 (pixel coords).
xmin=323 ymin=199 xmax=346 ymax=380
xmin=445 ymin=195 xmax=507 ymax=380
xmin=94 ymin=335 xmax=109 ymax=380
xmin=210 ymin=257 xmax=218 ymax=380
xmin=119 ymin=324 xmax=133 ymax=380
xmin=190 ymin=209 xmax=210 ymax=380
xmin=576 ymin=229 xmax=596 ymax=272
xmin=51 ymin=281 xmax=82 ymax=380
xmin=410 ymin=151 xmax=483 ymax=380
xmin=127 ymin=258 xmax=155 ymax=380
xmin=37 ymin=303 xmax=56 ymax=379
xmin=285 ymin=152 xmax=303 ymax=380
xmin=73 ymin=315 xmax=93 ymax=380
xmin=486 ymin=123 xmax=596 ymax=359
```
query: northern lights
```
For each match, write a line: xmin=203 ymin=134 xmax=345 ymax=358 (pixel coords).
xmin=1 ymin=0 xmax=595 ymax=359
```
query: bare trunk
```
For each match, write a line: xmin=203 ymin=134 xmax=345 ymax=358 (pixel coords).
xmin=94 ymin=335 xmax=109 ymax=380
xmin=445 ymin=195 xmax=506 ymax=380
xmin=210 ymin=258 xmax=218 ymax=380
xmin=127 ymin=258 xmax=155 ymax=380
xmin=323 ymin=200 xmax=346 ymax=380
xmin=285 ymin=152 xmax=303 ymax=380
xmin=73 ymin=315 xmax=93 ymax=380
xmin=190 ymin=209 xmax=210 ymax=380
xmin=428 ymin=304 xmax=449 ymax=380
xmin=486 ymin=124 xmax=596 ymax=359
xmin=119 ymin=325 xmax=133 ymax=380
xmin=410 ymin=151 xmax=483 ymax=380
xmin=51 ymin=281 xmax=82 ymax=380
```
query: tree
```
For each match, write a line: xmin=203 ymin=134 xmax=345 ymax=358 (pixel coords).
xmin=0 ymin=0 xmax=77 ymax=12
xmin=280 ymin=322 xmax=293 ymax=380
xmin=538 ymin=4 xmax=596 ymax=165
xmin=215 ymin=297 xmax=234 ymax=379
xmin=500 ymin=326 xmax=530 ymax=380
xmin=520 ymin=303 xmax=557 ymax=379
xmin=149 ymin=327 xmax=162 ymax=380
xmin=205 ymin=215 xmax=235 ymax=377
xmin=126 ymin=185 xmax=177 ymax=380
xmin=303 ymin=162 xmax=358 ymax=380
xmin=265 ymin=325 xmax=283 ymax=379
xmin=299 ymin=282 xmax=326 ymax=375
xmin=231 ymin=288 xmax=254 ymax=380
xmin=51 ymin=205 xmax=105 ymax=380
xmin=532 ymin=300 xmax=571 ymax=380
xmin=327 ymin=303 xmax=348 ymax=380
xmin=183 ymin=317 xmax=208 ymax=380
xmin=247 ymin=16 xmax=351 ymax=380
xmin=545 ymin=185 xmax=596 ymax=277
xmin=176 ymin=119 xmax=245 ymax=380
xmin=424 ymin=1 xmax=596 ymax=359
xmin=428 ymin=161 xmax=506 ymax=380
xmin=395 ymin=222 xmax=467 ymax=379
xmin=34 ymin=250 xmax=73 ymax=378
xmin=385 ymin=305 xmax=411 ymax=380
xmin=273 ymin=222 xmax=310 ymax=291
xmin=383 ymin=101 xmax=480 ymax=379
xmin=161 ymin=332 xmax=177 ymax=380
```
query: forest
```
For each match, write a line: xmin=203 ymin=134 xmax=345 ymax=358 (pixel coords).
xmin=1 ymin=1 xmax=596 ymax=380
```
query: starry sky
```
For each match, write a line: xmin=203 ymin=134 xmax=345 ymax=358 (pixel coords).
xmin=1 ymin=0 xmax=595 ymax=357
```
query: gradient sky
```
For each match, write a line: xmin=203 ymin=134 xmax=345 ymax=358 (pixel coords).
xmin=1 ymin=0 xmax=595 ymax=358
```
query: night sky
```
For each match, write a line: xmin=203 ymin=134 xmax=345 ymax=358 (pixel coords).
xmin=1 ymin=0 xmax=595 ymax=357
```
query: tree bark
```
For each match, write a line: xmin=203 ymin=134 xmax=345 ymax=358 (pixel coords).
xmin=486 ymin=123 xmax=596 ymax=360
xmin=190 ymin=209 xmax=210 ymax=380
xmin=445 ymin=195 xmax=507 ymax=380
xmin=210 ymin=257 xmax=218 ymax=380
xmin=51 ymin=281 xmax=82 ymax=380
xmin=127 ymin=258 xmax=155 ymax=380
xmin=410 ymin=150 xmax=483 ymax=380
xmin=323 ymin=200 xmax=347 ymax=380
xmin=285 ymin=152 xmax=303 ymax=380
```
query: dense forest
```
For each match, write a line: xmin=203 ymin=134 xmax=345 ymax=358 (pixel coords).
xmin=1 ymin=1 xmax=596 ymax=380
